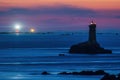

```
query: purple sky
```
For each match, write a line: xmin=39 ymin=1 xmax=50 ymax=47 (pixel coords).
xmin=0 ymin=1 xmax=120 ymax=32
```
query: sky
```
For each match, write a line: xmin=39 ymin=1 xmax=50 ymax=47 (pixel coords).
xmin=0 ymin=0 xmax=120 ymax=32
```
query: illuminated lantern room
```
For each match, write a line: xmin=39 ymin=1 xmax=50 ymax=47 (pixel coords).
xmin=89 ymin=21 xmax=97 ymax=43
xmin=90 ymin=21 xmax=96 ymax=25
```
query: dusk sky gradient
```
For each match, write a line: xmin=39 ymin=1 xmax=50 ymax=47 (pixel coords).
xmin=0 ymin=0 xmax=120 ymax=32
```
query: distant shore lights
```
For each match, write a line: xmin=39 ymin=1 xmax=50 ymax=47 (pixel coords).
xmin=14 ymin=24 xmax=21 ymax=32
xmin=30 ymin=28 xmax=35 ymax=33
xmin=14 ymin=23 xmax=36 ymax=33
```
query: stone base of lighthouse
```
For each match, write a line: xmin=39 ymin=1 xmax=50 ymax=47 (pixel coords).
xmin=69 ymin=41 xmax=112 ymax=54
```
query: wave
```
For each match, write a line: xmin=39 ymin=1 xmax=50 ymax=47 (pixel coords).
xmin=0 ymin=60 xmax=120 ymax=65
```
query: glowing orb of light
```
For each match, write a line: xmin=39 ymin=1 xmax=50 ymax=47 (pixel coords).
xmin=30 ymin=28 xmax=35 ymax=33
xmin=15 ymin=24 xmax=21 ymax=30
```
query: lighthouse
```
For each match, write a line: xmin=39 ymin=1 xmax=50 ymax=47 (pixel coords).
xmin=69 ymin=21 xmax=112 ymax=54
xmin=89 ymin=21 xmax=96 ymax=43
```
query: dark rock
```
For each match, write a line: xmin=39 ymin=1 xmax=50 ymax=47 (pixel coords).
xmin=59 ymin=70 xmax=108 ymax=75
xmin=71 ymin=72 xmax=80 ymax=75
xmin=101 ymin=74 xmax=117 ymax=80
xmin=41 ymin=71 xmax=50 ymax=75
xmin=69 ymin=41 xmax=112 ymax=54
xmin=117 ymin=73 xmax=120 ymax=80
xmin=79 ymin=70 xmax=107 ymax=75
xmin=79 ymin=71 xmax=94 ymax=75
xmin=59 ymin=54 xmax=65 ymax=56
xmin=95 ymin=70 xmax=108 ymax=75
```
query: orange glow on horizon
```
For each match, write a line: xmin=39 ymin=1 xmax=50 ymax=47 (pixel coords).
xmin=0 ymin=0 xmax=120 ymax=10
xmin=30 ymin=28 xmax=35 ymax=33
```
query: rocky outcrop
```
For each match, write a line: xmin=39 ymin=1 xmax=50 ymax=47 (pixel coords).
xmin=59 ymin=70 xmax=108 ymax=75
xmin=101 ymin=73 xmax=120 ymax=80
xmin=69 ymin=41 xmax=112 ymax=54
xmin=41 ymin=71 xmax=50 ymax=75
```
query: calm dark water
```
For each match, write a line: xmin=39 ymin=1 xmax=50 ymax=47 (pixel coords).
xmin=0 ymin=33 xmax=120 ymax=80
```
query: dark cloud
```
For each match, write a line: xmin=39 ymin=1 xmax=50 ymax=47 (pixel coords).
xmin=0 ymin=5 xmax=120 ymax=32
xmin=98 ymin=10 xmax=120 ymax=19
xmin=1 ymin=5 xmax=120 ymax=19
xmin=117 ymin=16 xmax=120 ymax=18
xmin=0 ymin=5 xmax=96 ymax=17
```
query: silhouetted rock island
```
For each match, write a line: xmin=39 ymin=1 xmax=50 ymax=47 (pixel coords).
xmin=69 ymin=21 xmax=112 ymax=54
xmin=59 ymin=70 xmax=108 ymax=75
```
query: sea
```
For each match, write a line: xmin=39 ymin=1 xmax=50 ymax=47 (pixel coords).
xmin=0 ymin=32 xmax=120 ymax=80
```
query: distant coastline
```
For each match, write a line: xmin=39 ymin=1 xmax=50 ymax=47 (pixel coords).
xmin=0 ymin=32 xmax=49 ymax=34
xmin=0 ymin=31 xmax=119 ymax=35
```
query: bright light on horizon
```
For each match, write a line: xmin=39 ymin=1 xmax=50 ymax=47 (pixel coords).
xmin=15 ymin=24 xmax=21 ymax=30
xmin=14 ymin=24 xmax=22 ymax=32
xmin=30 ymin=28 xmax=35 ymax=33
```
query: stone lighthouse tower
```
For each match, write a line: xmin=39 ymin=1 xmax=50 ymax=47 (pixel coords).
xmin=89 ymin=21 xmax=96 ymax=43
xmin=69 ymin=21 xmax=112 ymax=54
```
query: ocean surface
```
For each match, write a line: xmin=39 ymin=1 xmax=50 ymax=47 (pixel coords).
xmin=0 ymin=32 xmax=120 ymax=80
